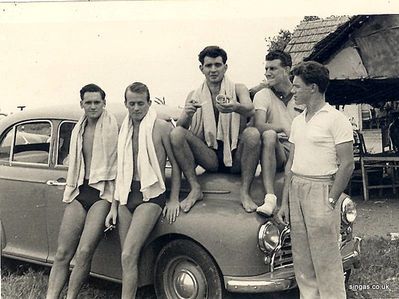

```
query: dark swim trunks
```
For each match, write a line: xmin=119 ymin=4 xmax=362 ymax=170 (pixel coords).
xmin=126 ymin=180 xmax=166 ymax=213
xmin=75 ymin=180 xmax=103 ymax=211
xmin=212 ymin=140 xmax=237 ymax=174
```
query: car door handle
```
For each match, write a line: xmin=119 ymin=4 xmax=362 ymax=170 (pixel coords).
xmin=46 ymin=180 xmax=67 ymax=187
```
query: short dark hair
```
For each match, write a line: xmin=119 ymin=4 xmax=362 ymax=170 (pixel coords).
xmin=124 ymin=82 xmax=151 ymax=102
xmin=198 ymin=46 xmax=228 ymax=65
xmin=265 ymin=50 xmax=292 ymax=68
xmin=291 ymin=61 xmax=330 ymax=93
xmin=80 ymin=84 xmax=106 ymax=101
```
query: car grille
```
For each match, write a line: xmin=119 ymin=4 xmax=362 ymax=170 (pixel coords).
xmin=272 ymin=226 xmax=350 ymax=271
xmin=272 ymin=230 xmax=293 ymax=271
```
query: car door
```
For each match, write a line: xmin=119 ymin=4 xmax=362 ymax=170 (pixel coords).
xmin=0 ymin=120 xmax=53 ymax=262
xmin=45 ymin=120 xmax=74 ymax=262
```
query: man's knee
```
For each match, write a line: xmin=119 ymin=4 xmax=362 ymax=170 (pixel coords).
xmin=118 ymin=204 xmax=128 ymax=214
xmin=170 ymin=126 xmax=187 ymax=147
xmin=262 ymin=130 xmax=278 ymax=146
xmin=242 ymin=127 xmax=260 ymax=148
xmin=74 ymin=246 xmax=95 ymax=266
xmin=54 ymin=246 xmax=74 ymax=265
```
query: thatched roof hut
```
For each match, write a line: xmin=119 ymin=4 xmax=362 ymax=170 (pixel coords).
xmin=285 ymin=15 xmax=399 ymax=105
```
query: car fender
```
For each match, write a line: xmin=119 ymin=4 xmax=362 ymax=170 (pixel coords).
xmin=0 ymin=220 xmax=5 ymax=253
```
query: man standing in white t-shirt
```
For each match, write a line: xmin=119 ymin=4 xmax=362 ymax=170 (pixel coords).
xmin=253 ymin=50 xmax=303 ymax=216
xmin=277 ymin=61 xmax=354 ymax=299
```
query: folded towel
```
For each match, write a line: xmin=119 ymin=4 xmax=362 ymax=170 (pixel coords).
xmin=115 ymin=106 xmax=166 ymax=205
xmin=63 ymin=109 xmax=118 ymax=203
xmin=190 ymin=76 xmax=240 ymax=166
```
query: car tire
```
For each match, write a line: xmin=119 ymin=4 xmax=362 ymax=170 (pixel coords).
xmin=154 ymin=239 xmax=224 ymax=299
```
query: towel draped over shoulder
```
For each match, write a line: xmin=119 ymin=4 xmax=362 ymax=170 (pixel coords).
xmin=63 ymin=109 xmax=118 ymax=203
xmin=115 ymin=106 xmax=166 ymax=205
xmin=190 ymin=76 xmax=240 ymax=167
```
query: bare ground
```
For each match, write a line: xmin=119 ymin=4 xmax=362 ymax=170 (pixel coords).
xmin=352 ymin=195 xmax=399 ymax=239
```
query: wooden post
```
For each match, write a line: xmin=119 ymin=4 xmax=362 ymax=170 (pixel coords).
xmin=361 ymin=158 xmax=369 ymax=201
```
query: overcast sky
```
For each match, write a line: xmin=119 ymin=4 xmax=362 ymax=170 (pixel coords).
xmin=1 ymin=0 xmax=398 ymax=113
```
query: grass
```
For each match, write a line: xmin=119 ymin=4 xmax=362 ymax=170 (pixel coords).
xmin=0 ymin=262 xmax=124 ymax=299
xmin=1 ymin=238 xmax=398 ymax=298
xmin=347 ymin=237 xmax=399 ymax=299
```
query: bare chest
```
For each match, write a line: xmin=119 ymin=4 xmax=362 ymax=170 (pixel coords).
xmin=132 ymin=126 xmax=165 ymax=179
xmin=82 ymin=125 xmax=95 ymax=178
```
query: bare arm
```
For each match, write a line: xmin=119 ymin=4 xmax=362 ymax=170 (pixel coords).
xmin=249 ymin=81 xmax=268 ymax=100
xmin=282 ymin=143 xmax=294 ymax=206
xmin=234 ymin=84 xmax=255 ymax=117
xmin=254 ymin=109 xmax=285 ymax=134
xmin=276 ymin=143 xmax=294 ymax=225
xmin=162 ymin=123 xmax=181 ymax=223
xmin=176 ymin=90 xmax=199 ymax=129
xmin=217 ymin=83 xmax=254 ymax=117
xmin=329 ymin=141 xmax=355 ymax=204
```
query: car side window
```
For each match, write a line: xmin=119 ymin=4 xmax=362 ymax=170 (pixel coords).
xmin=57 ymin=121 xmax=76 ymax=166
xmin=12 ymin=121 xmax=52 ymax=164
xmin=0 ymin=128 xmax=13 ymax=162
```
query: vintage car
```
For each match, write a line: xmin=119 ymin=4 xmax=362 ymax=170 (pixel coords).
xmin=0 ymin=103 xmax=361 ymax=298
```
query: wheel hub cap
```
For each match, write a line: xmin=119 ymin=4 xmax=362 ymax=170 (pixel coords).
xmin=174 ymin=269 xmax=198 ymax=298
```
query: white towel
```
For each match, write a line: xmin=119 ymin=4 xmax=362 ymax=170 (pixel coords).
xmin=190 ymin=76 xmax=240 ymax=166
xmin=115 ymin=106 xmax=166 ymax=205
xmin=63 ymin=109 xmax=118 ymax=203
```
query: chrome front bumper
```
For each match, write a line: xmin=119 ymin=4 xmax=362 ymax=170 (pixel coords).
xmin=224 ymin=236 xmax=362 ymax=293
xmin=224 ymin=266 xmax=297 ymax=293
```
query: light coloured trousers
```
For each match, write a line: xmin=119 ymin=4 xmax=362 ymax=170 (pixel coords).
xmin=289 ymin=174 xmax=346 ymax=299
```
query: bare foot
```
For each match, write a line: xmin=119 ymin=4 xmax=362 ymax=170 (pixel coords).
xmin=241 ymin=192 xmax=258 ymax=213
xmin=180 ymin=187 xmax=204 ymax=213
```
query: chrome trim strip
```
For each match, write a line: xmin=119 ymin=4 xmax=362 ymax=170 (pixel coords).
xmin=270 ymin=225 xmax=290 ymax=272
xmin=225 ymin=271 xmax=297 ymax=293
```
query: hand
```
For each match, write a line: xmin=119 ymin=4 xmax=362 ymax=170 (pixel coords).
xmin=184 ymin=99 xmax=202 ymax=118
xmin=327 ymin=197 xmax=338 ymax=210
xmin=215 ymin=95 xmax=237 ymax=113
xmin=282 ymin=127 xmax=291 ymax=138
xmin=163 ymin=199 xmax=180 ymax=224
xmin=276 ymin=204 xmax=289 ymax=226
xmin=105 ymin=206 xmax=117 ymax=228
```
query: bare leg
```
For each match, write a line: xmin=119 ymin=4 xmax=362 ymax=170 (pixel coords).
xmin=233 ymin=127 xmax=261 ymax=212
xmin=261 ymin=130 xmax=287 ymax=195
xmin=120 ymin=203 xmax=162 ymax=299
xmin=170 ymin=127 xmax=218 ymax=212
xmin=66 ymin=200 xmax=110 ymax=299
xmin=257 ymin=130 xmax=287 ymax=215
xmin=46 ymin=201 xmax=86 ymax=299
xmin=118 ymin=204 xmax=133 ymax=249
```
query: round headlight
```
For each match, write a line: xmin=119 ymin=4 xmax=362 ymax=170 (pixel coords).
xmin=258 ymin=222 xmax=280 ymax=253
xmin=341 ymin=197 xmax=357 ymax=223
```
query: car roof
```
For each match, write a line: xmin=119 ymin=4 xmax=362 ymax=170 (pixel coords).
xmin=0 ymin=103 xmax=181 ymax=132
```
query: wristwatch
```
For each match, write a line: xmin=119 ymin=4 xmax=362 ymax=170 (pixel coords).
xmin=328 ymin=197 xmax=337 ymax=207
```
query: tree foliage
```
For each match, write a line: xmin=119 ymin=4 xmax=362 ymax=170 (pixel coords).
xmin=303 ymin=16 xmax=321 ymax=22
xmin=266 ymin=29 xmax=292 ymax=52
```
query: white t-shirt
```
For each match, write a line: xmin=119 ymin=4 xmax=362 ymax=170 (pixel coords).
xmin=253 ymin=88 xmax=303 ymax=139
xmin=289 ymin=103 xmax=353 ymax=176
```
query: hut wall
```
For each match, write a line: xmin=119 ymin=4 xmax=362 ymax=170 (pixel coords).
xmin=325 ymin=41 xmax=368 ymax=80
xmin=352 ymin=14 xmax=399 ymax=78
